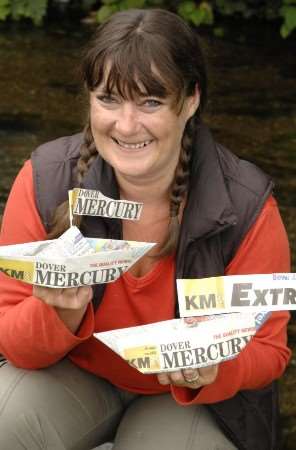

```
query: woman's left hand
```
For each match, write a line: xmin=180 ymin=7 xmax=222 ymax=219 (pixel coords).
xmin=157 ymin=364 xmax=219 ymax=390
xmin=156 ymin=317 xmax=219 ymax=389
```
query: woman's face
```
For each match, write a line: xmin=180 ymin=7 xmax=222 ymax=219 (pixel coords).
xmin=89 ymin=82 xmax=199 ymax=185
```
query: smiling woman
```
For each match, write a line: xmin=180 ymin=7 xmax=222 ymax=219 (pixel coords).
xmin=0 ymin=7 xmax=291 ymax=450
xmin=89 ymin=87 xmax=198 ymax=188
xmin=76 ymin=8 xmax=205 ymax=258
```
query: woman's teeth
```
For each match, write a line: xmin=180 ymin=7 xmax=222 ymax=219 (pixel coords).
xmin=115 ymin=138 xmax=152 ymax=149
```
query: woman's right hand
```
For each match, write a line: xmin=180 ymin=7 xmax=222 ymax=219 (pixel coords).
xmin=33 ymin=285 xmax=93 ymax=310
xmin=33 ymin=285 xmax=93 ymax=333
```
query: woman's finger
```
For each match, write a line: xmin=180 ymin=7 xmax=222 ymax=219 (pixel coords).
xmin=168 ymin=370 xmax=187 ymax=385
xmin=157 ymin=372 xmax=171 ymax=385
xmin=32 ymin=285 xmax=93 ymax=309
xmin=198 ymin=364 xmax=218 ymax=384
xmin=182 ymin=368 xmax=200 ymax=383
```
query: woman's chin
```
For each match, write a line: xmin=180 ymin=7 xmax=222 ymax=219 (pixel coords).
xmin=114 ymin=164 xmax=152 ymax=180
xmin=109 ymin=154 xmax=156 ymax=180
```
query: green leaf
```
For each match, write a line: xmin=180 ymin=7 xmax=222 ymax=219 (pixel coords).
xmin=26 ymin=0 xmax=47 ymax=25
xmin=194 ymin=10 xmax=206 ymax=26
xmin=281 ymin=6 xmax=296 ymax=28
xmin=199 ymin=2 xmax=213 ymax=25
xmin=10 ymin=0 xmax=26 ymax=20
xmin=178 ymin=1 xmax=196 ymax=19
xmin=0 ymin=0 xmax=10 ymax=21
xmin=96 ymin=4 xmax=118 ymax=23
xmin=178 ymin=1 xmax=213 ymax=26
xmin=280 ymin=5 xmax=296 ymax=36
xmin=280 ymin=23 xmax=290 ymax=38
xmin=10 ymin=0 xmax=47 ymax=25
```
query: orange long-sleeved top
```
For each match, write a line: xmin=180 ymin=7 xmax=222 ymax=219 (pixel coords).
xmin=0 ymin=160 xmax=291 ymax=405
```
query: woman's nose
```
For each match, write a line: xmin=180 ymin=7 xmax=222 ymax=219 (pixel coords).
xmin=114 ymin=103 xmax=141 ymax=136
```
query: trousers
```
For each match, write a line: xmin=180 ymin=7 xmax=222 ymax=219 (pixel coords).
xmin=0 ymin=358 xmax=237 ymax=450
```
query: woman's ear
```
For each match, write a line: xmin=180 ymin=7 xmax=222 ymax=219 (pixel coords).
xmin=187 ymin=84 xmax=200 ymax=119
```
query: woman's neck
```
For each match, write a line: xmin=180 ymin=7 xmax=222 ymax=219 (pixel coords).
xmin=116 ymin=171 xmax=173 ymax=205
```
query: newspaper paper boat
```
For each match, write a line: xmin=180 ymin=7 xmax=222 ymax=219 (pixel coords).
xmin=94 ymin=311 xmax=269 ymax=373
xmin=0 ymin=226 xmax=155 ymax=288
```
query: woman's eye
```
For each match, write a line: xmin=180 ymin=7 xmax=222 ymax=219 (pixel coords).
xmin=96 ymin=95 xmax=118 ymax=104
xmin=143 ymin=99 xmax=162 ymax=107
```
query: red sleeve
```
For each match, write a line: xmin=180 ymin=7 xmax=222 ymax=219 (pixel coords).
xmin=0 ymin=161 xmax=95 ymax=369
xmin=172 ymin=196 xmax=291 ymax=405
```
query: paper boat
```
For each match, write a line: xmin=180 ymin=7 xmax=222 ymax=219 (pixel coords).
xmin=0 ymin=226 xmax=155 ymax=288
xmin=94 ymin=311 xmax=269 ymax=374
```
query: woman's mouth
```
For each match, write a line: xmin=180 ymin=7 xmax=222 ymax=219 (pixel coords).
xmin=112 ymin=137 xmax=153 ymax=149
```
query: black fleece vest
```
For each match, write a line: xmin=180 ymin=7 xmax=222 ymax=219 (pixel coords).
xmin=31 ymin=124 xmax=277 ymax=450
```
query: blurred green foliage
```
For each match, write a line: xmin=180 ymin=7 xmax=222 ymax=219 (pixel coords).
xmin=0 ymin=0 xmax=47 ymax=25
xmin=0 ymin=0 xmax=295 ymax=38
xmin=96 ymin=0 xmax=296 ymax=38
xmin=280 ymin=0 xmax=296 ymax=38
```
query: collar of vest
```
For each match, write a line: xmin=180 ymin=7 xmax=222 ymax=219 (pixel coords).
xmin=81 ymin=122 xmax=237 ymax=241
xmin=184 ymin=122 xmax=237 ymax=240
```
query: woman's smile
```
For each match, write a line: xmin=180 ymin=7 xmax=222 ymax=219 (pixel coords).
xmin=90 ymin=88 xmax=198 ymax=181
xmin=111 ymin=137 xmax=154 ymax=150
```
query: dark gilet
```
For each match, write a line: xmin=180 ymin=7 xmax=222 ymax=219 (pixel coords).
xmin=31 ymin=123 xmax=278 ymax=450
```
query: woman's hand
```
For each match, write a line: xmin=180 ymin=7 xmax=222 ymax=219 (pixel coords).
xmin=157 ymin=364 xmax=218 ymax=389
xmin=33 ymin=286 xmax=93 ymax=310
xmin=33 ymin=286 xmax=93 ymax=333
xmin=157 ymin=316 xmax=218 ymax=389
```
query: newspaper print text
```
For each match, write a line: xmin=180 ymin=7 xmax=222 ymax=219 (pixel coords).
xmin=72 ymin=189 xmax=143 ymax=220
xmin=34 ymin=265 xmax=129 ymax=287
xmin=185 ymin=284 xmax=296 ymax=310
xmin=160 ymin=335 xmax=253 ymax=370
xmin=231 ymin=283 xmax=296 ymax=306
xmin=178 ymin=274 xmax=296 ymax=316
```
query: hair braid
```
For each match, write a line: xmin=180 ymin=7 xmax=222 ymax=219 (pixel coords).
xmin=47 ymin=122 xmax=97 ymax=239
xmin=157 ymin=116 xmax=196 ymax=257
xmin=76 ymin=121 xmax=98 ymax=184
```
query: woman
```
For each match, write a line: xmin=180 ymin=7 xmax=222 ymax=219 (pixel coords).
xmin=0 ymin=8 xmax=291 ymax=450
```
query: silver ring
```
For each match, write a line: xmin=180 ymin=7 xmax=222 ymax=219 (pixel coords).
xmin=185 ymin=372 xmax=200 ymax=383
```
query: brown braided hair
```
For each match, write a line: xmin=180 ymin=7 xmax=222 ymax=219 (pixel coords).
xmin=156 ymin=115 xmax=196 ymax=257
xmin=48 ymin=9 xmax=207 ymax=254
xmin=47 ymin=121 xmax=97 ymax=239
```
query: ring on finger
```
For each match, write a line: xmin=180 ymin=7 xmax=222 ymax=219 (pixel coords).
xmin=185 ymin=372 xmax=200 ymax=383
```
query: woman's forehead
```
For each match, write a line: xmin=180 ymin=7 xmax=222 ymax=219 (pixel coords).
xmin=99 ymin=64 xmax=169 ymax=97
xmin=100 ymin=59 xmax=181 ymax=97
xmin=97 ymin=78 xmax=159 ymax=98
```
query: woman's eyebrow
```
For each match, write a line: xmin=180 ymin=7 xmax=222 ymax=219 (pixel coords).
xmin=137 ymin=91 xmax=168 ymax=99
xmin=95 ymin=87 xmax=117 ymax=95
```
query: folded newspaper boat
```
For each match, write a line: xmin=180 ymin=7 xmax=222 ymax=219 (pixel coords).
xmin=94 ymin=311 xmax=269 ymax=373
xmin=0 ymin=226 xmax=155 ymax=288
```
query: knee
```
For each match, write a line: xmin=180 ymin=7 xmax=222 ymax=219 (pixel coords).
xmin=0 ymin=408 xmax=49 ymax=449
xmin=0 ymin=364 xmax=63 ymax=448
